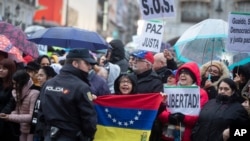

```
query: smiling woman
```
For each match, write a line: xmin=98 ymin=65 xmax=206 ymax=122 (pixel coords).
xmin=114 ymin=73 xmax=137 ymax=95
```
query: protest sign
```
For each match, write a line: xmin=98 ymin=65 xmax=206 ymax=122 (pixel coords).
xmin=227 ymin=12 xmax=250 ymax=52
xmin=164 ymin=86 xmax=200 ymax=116
xmin=138 ymin=0 xmax=175 ymax=20
xmin=138 ymin=20 xmax=164 ymax=52
xmin=37 ymin=44 xmax=47 ymax=55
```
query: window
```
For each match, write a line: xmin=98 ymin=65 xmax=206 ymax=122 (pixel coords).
xmin=235 ymin=1 xmax=250 ymax=12
xmin=181 ymin=1 xmax=210 ymax=23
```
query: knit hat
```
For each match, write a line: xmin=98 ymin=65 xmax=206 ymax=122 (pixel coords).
xmin=132 ymin=50 xmax=154 ymax=64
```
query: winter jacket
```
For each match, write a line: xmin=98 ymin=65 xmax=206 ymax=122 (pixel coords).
xmin=191 ymin=94 xmax=249 ymax=141
xmin=114 ymin=73 xmax=137 ymax=94
xmin=155 ymin=66 xmax=174 ymax=83
xmin=159 ymin=62 xmax=209 ymax=141
xmin=104 ymin=62 xmax=121 ymax=93
xmin=0 ymin=84 xmax=19 ymax=141
xmin=89 ymin=70 xmax=110 ymax=96
xmin=109 ymin=39 xmax=129 ymax=72
xmin=8 ymin=79 xmax=40 ymax=134
xmin=39 ymin=64 xmax=97 ymax=138
xmin=200 ymin=60 xmax=230 ymax=99
xmin=135 ymin=69 xmax=163 ymax=93
xmin=166 ymin=58 xmax=178 ymax=70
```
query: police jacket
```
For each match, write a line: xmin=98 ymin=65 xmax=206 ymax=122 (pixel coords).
xmin=39 ymin=64 xmax=97 ymax=138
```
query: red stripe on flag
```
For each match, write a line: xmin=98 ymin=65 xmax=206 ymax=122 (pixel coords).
xmin=94 ymin=93 xmax=162 ymax=110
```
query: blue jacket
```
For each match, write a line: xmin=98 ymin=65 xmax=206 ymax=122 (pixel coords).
xmin=89 ymin=70 xmax=110 ymax=96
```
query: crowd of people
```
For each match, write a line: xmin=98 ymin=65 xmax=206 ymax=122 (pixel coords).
xmin=0 ymin=38 xmax=249 ymax=141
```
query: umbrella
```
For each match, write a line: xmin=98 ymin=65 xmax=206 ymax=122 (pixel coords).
xmin=221 ymin=52 xmax=250 ymax=70
xmin=0 ymin=22 xmax=39 ymax=58
xmin=174 ymin=19 xmax=228 ymax=65
xmin=28 ymin=26 xmax=111 ymax=51
xmin=24 ymin=25 xmax=45 ymax=36
xmin=0 ymin=35 xmax=24 ymax=62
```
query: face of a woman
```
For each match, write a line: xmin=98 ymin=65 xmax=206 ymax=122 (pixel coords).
xmin=0 ymin=65 xmax=8 ymax=78
xmin=37 ymin=69 xmax=48 ymax=85
xmin=205 ymin=65 xmax=220 ymax=77
xmin=218 ymin=81 xmax=234 ymax=96
xmin=119 ymin=77 xmax=133 ymax=94
xmin=242 ymin=100 xmax=250 ymax=110
xmin=40 ymin=58 xmax=50 ymax=67
xmin=167 ymin=75 xmax=176 ymax=86
xmin=178 ymin=70 xmax=194 ymax=86
xmin=99 ymin=56 xmax=106 ymax=66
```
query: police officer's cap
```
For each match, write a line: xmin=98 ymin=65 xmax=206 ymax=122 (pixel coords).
xmin=66 ymin=48 xmax=97 ymax=65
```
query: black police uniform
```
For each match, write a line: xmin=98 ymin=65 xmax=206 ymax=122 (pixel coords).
xmin=39 ymin=64 xmax=97 ymax=141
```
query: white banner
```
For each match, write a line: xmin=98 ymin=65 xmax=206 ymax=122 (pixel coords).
xmin=138 ymin=0 xmax=175 ymax=20
xmin=227 ymin=12 xmax=250 ymax=52
xmin=164 ymin=86 xmax=200 ymax=116
xmin=138 ymin=20 xmax=164 ymax=52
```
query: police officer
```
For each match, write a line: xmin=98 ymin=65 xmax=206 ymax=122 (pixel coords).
xmin=39 ymin=48 xmax=97 ymax=141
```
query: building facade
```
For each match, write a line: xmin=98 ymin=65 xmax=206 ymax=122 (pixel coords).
xmin=97 ymin=0 xmax=140 ymax=44
xmin=164 ymin=0 xmax=250 ymax=43
xmin=0 ymin=0 xmax=36 ymax=30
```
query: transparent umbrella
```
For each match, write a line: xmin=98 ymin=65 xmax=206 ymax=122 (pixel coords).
xmin=174 ymin=19 xmax=228 ymax=65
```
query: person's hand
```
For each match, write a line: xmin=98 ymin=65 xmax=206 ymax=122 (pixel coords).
xmin=233 ymin=73 xmax=241 ymax=83
xmin=163 ymin=49 xmax=173 ymax=60
xmin=222 ymin=128 xmax=230 ymax=141
xmin=0 ymin=113 xmax=8 ymax=119
xmin=168 ymin=113 xmax=185 ymax=125
xmin=92 ymin=94 xmax=97 ymax=100
xmin=204 ymin=79 xmax=212 ymax=89
xmin=160 ymin=92 xmax=168 ymax=104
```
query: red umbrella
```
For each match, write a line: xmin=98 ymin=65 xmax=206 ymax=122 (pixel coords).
xmin=0 ymin=21 xmax=39 ymax=58
xmin=0 ymin=35 xmax=24 ymax=62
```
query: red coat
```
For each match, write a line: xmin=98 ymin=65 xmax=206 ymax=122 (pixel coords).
xmin=159 ymin=62 xmax=209 ymax=141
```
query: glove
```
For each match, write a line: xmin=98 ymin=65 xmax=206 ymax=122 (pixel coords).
xmin=168 ymin=113 xmax=185 ymax=125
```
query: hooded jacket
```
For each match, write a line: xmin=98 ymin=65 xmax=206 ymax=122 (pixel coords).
xmin=109 ymin=39 xmax=129 ymax=72
xmin=200 ymin=60 xmax=230 ymax=99
xmin=114 ymin=73 xmax=137 ymax=94
xmin=159 ymin=62 xmax=209 ymax=141
xmin=104 ymin=62 xmax=121 ymax=93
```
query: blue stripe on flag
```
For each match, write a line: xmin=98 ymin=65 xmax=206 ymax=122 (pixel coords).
xmin=95 ymin=105 xmax=157 ymax=130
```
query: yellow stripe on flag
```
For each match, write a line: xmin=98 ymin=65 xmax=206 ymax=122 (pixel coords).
xmin=94 ymin=125 xmax=151 ymax=141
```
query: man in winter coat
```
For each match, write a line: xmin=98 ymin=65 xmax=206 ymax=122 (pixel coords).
xmin=132 ymin=50 xmax=163 ymax=93
xmin=39 ymin=49 xmax=97 ymax=141
xmin=132 ymin=50 xmax=163 ymax=141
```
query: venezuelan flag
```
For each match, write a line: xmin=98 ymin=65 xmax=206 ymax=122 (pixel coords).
xmin=93 ymin=93 xmax=162 ymax=141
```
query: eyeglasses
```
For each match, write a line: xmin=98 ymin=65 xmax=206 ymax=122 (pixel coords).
xmin=120 ymin=80 xmax=132 ymax=84
xmin=207 ymin=68 xmax=220 ymax=75
xmin=179 ymin=70 xmax=191 ymax=75
xmin=134 ymin=58 xmax=148 ymax=63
